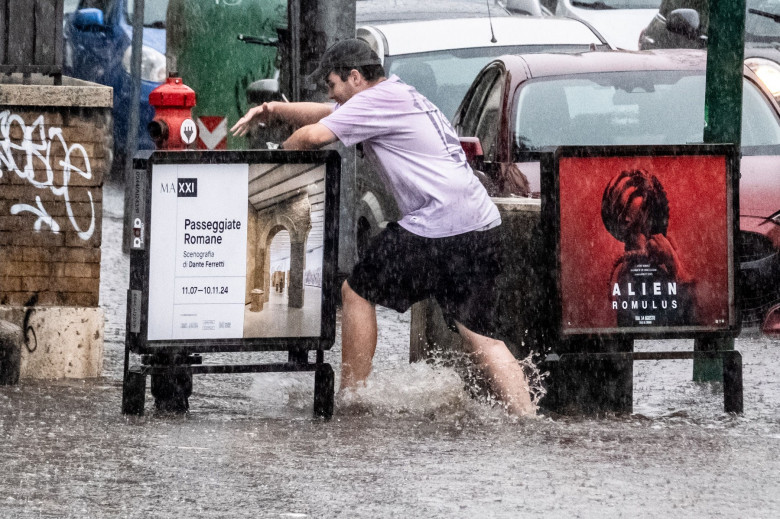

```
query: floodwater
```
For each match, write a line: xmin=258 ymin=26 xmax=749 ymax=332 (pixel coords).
xmin=1 ymin=182 xmax=779 ymax=518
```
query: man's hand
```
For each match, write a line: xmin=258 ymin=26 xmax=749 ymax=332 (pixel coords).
xmin=231 ymin=101 xmax=334 ymax=138
xmin=231 ymin=102 xmax=276 ymax=137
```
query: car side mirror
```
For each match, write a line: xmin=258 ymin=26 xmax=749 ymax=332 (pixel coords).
xmin=667 ymin=8 xmax=701 ymax=40
xmin=504 ymin=0 xmax=543 ymax=16
xmin=762 ymin=303 xmax=780 ymax=338
xmin=72 ymin=8 xmax=105 ymax=31
xmin=247 ymin=78 xmax=281 ymax=105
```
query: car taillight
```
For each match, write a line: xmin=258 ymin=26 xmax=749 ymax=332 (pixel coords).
xmin=459 ymin=137 xmax=483 ymax=164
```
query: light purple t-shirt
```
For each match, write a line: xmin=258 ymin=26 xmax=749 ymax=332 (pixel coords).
xmin=319 ymin=75 xmax=500 ymax=238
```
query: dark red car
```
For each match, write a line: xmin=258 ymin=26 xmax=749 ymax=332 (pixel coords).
xmin=453 ymin=49 xmax=780 ymax=332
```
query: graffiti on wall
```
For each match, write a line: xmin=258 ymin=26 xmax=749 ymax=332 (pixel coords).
xmin=0 ymin=110 xmax=95 ymax=240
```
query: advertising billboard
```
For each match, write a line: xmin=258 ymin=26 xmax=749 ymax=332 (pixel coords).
xmin=127 ymin=150 xmax=341 ymax=353
xmin=542 ymin=145 xmax=739 ymax=338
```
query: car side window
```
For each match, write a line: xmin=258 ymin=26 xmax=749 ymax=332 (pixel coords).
xmin=742 ymin=79 xmax=780 ymax=147
xmin=459 ymin=68 xmax=501 ymax=137
xmin=474 ymin=75 xmax=504 ymax=162
xmin=459 ymin=67 xmax=503 ymax=161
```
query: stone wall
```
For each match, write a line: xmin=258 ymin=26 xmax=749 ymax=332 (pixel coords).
xmin=0 ymin=74 xmax=112 ymax=378
xmin=0 ymin=75 xmax=112 ymax=307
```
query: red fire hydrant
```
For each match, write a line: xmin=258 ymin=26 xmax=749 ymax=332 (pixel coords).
xmin=147 ymin=77 xmax=197 ymax=150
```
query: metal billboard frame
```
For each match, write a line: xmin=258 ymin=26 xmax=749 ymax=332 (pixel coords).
xmin=122 ymin=149 xmax=341 ymax=417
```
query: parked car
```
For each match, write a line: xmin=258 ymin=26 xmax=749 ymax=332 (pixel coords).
xmin=64 ymin=0 xmax=168 ymax=171
xmin=541 ymin=0 xmax=661 ymax=50
xmin=356 ymin=0 xmax=545 ymax=23
xmin=452 ymin=49 xmax=780 ymax=329
xmin=638 ymin=0 xmax=780 ymax=101
xmin=352 ymin=16 xmax=609 ymax=257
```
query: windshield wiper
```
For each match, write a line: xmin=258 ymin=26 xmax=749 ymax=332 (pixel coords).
xmin=571 ymin=1 xmax=615 ymax=9
xmin=749 ymin=8 xmax=780 ymax=24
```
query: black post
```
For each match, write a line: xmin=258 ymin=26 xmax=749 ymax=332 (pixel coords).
xmin=695 ymin=0 xmax=746 ymax=382
xmin=314 ymin=363 xmax=334 ymax=419
xmin=0 ymin=320 xmax=22 ymax=385
xmin=123 ymin=0 xmax=145 ymax=252
xmin=722 ymin=351 xmax=744 ymax=414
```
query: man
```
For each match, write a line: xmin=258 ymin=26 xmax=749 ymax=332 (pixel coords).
xmin=231 ymin=39 xmax=533 ymax=417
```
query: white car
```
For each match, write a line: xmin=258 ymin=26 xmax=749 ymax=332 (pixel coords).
xmin=358 ymin=16 xmax=609 ymax=119
xmin=351 ymin=16 xmax=610 ymax=256
xmin=356 ymin=0 xmax=545 ymax=23
xmin=543 ymin=0 xmax=661 ymax=50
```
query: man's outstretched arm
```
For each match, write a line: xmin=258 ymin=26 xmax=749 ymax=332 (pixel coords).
xmin=230 ymin=101 xmax=333 ymax=137
xmin=283 ymin=123 xmax=338 ymax=150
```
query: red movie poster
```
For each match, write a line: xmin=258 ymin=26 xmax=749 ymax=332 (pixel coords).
xmin=557 ymin=153 xmax=733 ymax=335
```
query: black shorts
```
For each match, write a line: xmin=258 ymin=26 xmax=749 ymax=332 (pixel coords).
xmin=347 ymin=222 xmax=503 ymax=338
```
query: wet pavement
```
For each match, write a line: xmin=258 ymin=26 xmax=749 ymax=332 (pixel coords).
xmin=1 ymin=181 xmax=779 ymax=518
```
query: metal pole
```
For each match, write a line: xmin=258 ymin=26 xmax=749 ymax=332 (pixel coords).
xmin=696 ymin=0 xmax=745 ymax=382
xmin=122 ymin=0 xmax=145 ymax=252
xmin=290 ymin=0 xmax=301 ymax=102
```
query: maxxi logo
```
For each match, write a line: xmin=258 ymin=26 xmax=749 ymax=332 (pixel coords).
xmin=177 ymin=178 xmax=198 ymax=197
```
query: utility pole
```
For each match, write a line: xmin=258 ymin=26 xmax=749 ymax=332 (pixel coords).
xmin=696 ymin=0 xmax=746 ymax=382
xmin=282 ymin=0 xmax=359 ymax=274
xmin=283 ymin=0 xmax=356 ymax=102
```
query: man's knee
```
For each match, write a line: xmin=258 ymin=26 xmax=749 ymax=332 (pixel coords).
xmin=341 ymin=279 xmax=354 ymax=301
xmin=341 ymin=280 xmax=370 ymax=308
xmin=456 ymin=321 xmax=506 ymax=351
xmin=342 ymin=279 xmax=368 ymax=307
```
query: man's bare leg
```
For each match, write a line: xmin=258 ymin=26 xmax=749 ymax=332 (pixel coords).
xmin=456 ymin=322 xmax=534 ymax=417
xmin=340 ymin=280 xmax=378 ymax=390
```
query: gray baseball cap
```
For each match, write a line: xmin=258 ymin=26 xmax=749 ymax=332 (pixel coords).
xmin=306 ymin=39 xmax=382 ymax=84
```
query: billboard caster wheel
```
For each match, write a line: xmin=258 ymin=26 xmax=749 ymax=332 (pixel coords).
xmin=151 ymin=368 xmax=192 ymax=413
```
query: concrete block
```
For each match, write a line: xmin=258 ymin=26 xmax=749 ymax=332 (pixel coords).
xmin=0 ymin=306 xmax=104 ymax=379
xmin=0 ymin=79 xmax=113 ymax=107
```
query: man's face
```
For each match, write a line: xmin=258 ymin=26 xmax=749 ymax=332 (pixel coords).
xmin=325 ymin=71 xmax=357 ymax=104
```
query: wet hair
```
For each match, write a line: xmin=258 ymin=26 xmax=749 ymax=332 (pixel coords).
xmin=601 ymin=169 xmax=669 ymax=243
xmin=332 ymin=64 xmax=386 ymax=82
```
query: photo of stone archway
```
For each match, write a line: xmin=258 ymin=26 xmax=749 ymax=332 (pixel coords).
xmin=243 ymin=162 xmax=325 ymax=338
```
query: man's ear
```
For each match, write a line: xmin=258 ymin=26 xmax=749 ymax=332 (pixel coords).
xmin=349 ymin=69 xmax=362 ymax=85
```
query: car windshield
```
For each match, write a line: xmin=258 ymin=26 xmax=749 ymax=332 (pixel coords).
xmin=746 ymin=0 xmax=780 ymax=43
xmin=126 ymin=0 xmax=169 ymax=28
xmin=385 ymin=44 xmax=597 ymax=119
xmin=570 ymin=0 xmax=660 ymax=9
xmin=513 ymin=70 xmax=780 ymax=155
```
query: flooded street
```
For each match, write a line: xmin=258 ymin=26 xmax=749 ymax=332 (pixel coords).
xmin=1 ymin=182 xmax=779 ymax=518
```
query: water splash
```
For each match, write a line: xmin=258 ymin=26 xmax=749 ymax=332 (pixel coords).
xmin=336 ymin=362 xmax=474 ymax=418
xmin=334 ymin=351 xmax=547 ymax=422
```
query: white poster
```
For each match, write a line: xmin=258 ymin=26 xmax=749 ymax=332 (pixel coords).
xmin=148 ymin=163 xmax=249 ymax=340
